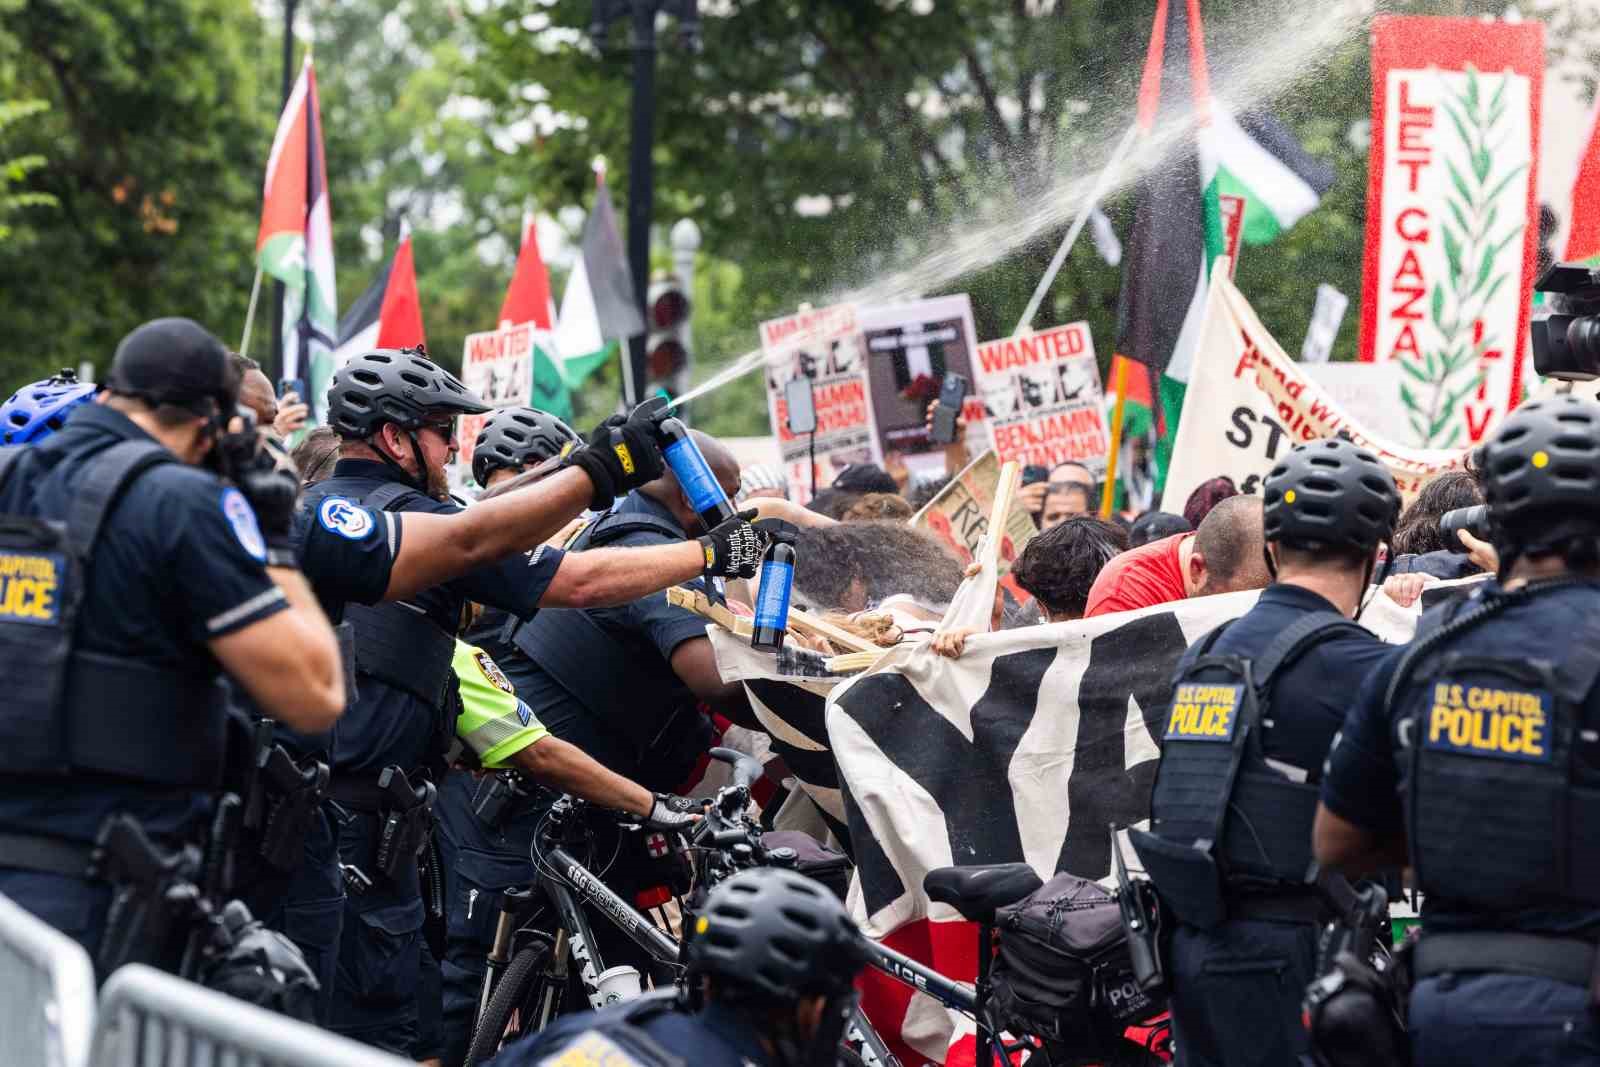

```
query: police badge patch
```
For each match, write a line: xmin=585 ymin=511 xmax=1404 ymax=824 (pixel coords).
xmin=220 ymin=488 xmax=267 ymax=563
xmin=318 ymin=496 xmax=376 ymax=540
xmin=474 ymin=649 xmax=516 ymax=694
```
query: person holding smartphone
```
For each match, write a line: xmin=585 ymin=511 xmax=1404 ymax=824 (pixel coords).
xmin=230 ymin=353 xmax=310 ymax=439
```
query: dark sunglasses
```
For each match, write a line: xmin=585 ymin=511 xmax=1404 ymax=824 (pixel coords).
xmin=420 ymin=416 xmax=458 ymax=440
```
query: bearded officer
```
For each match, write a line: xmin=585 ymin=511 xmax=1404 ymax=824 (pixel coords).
xmin=1131 ymin=437 xmax=1401 ymax=1067
xmin=308 ymin=348 xmax=763 ymax=1057
xmin=1316 ymin=396 xmax=1600 ymax=1065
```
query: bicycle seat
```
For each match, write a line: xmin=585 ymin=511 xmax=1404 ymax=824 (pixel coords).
xmin=923 ymin=863 xmax=1042 ymax=924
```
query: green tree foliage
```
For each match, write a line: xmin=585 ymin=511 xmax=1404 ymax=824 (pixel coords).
xmin=0 ymin=0 xmax=272 ymax=386
xmin=0 ymin=98 xmax=56 ymax=241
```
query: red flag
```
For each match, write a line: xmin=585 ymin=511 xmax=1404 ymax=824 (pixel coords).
xmin=1567 ymin=100 xmax=1600 ymax=262
xmin=498 ymin=216 xmax=556 ymax=329
xmin=375 ymin=234 xmax=426 ymax=349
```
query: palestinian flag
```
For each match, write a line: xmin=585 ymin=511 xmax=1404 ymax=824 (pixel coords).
xmin=500 ymin=215 xmax=573 ymax=420
xmin=1115 ymin=0 xmax=1333 ymax=490
xmin=333 ymin=230 xmax=425 ymax=363
xmin=554 ymin=168 xmax=644 ymax=397
xmin=257 ymin=54 xmax=337 ymax=421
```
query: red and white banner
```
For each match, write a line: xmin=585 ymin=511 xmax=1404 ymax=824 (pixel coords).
xmin=971 ymin=323 xmax=1108 ymax=473
xmin=1358 ymin=16 xmax=1542 ymax=448
xmin=761 ymin=304 xmax=882 ymax=504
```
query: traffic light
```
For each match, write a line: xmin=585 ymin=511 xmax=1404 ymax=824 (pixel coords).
xmin=645 ymin=275 xmax=691 ymax=388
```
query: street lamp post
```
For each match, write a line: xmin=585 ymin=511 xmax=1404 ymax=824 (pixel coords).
xmin=589 ymin=0 xmax=700 ymax=407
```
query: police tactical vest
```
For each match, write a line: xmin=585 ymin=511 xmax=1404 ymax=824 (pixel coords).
xmin=337 ymin=481 xmax=458 ymax=711
xmin=507 ymin=508 xmax=688 ymax=755
xmin=1132 ymin=611 xmax=1368 ymax=927
xmin=1391 ymin=588 xmax=1600 ymax=914
xmin=0 ymin=441 xmax=230 ymax=787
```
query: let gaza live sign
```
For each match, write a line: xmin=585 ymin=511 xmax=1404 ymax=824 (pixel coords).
xmin=1359 ymin=16 xmax=1542 ymax=449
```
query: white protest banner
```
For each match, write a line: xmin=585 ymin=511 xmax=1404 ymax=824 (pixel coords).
xmin=858 ymin=296 xmax=988 ymax=479
xmin=1300 ymin=360 xmax=1419 ymax=447
xmin=820 ymin=569 xmax=1469 ymax=1067
xmin=1300 ymin=283 xmax=1349 ymax=364
xmin=761 ymin=303 xmax=881 ymax=504
xmin=971 ymin=322 xmax=1108 ymax=473
xmin=458 ymin=322 xmax=541 ymax=471
xmin=1358 ymin=16 xmax=1543 ymax=448
xmin=1161 ymin=267 xmax=1466 ymax=512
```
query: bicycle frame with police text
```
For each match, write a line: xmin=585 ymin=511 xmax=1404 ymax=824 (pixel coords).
xmin=540 ymin=842 xmax=682 ymax=1006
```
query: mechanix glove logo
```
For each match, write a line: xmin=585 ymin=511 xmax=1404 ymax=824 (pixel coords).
xmin=613 ymin=442 xmax=636 ymax=476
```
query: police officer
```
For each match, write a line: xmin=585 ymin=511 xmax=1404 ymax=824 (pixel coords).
xmin=0 ymin=318 xmax=345 ymax=971
xmin=1131 ymin=437 xmax=1401 ymax=1067
xmin=494 ymin=867 xmax=869 ymax=1067
xmin=1 ymin=368 xmax=97 ymax=445
xmin=308 ymin=348 xmax=763 ymax=1057
xmin=1315 ymin=396 xmax=1600 ymax=1065
xmin=484 ymin=431 xmax=759 ymax=981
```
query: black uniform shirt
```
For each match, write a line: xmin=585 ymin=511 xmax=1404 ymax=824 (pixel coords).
xmin=513 ymin=491 xmax=709 ymax=779
xmin=1195 ymin=582 xmax=1392 ymax=778
xmin=0 ymin=405 xmax=287 ymax=843
xmin=302 ymin=459 xmax=563 ymax=773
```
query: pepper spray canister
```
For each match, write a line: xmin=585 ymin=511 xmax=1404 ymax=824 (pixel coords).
xmin=655 ymin=415 xmax=737 ymax=529
xmin=752 ymin=521 xmax=798 ymax=652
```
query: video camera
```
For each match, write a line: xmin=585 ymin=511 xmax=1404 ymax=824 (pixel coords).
xmin=1531 ymin=262 xmax=1600 ymax=381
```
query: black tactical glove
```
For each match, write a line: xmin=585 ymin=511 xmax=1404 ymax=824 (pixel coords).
xmin=640 ymin=793 xmax=705 ymax=833
xmin=698 ymin=508 xmax=765 ymax=580
xmin=236 ymin=439 xmax=301 ymax=566
xmin=563 ymin=406 xmax=667 ymax=510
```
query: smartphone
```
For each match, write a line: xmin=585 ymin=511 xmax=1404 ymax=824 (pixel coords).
xmin=930 ymin=373 xmax=969 ymax=444
xmin=1021 ymin=464 xmax=1050 ymax=486
xmin=278 ymin=377 xmax=306 ymax=401
xmin=784 ymin=377 xmax=817 ymax=435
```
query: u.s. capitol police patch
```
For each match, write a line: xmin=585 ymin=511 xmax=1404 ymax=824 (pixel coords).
xmin=318 ymin=496 xmax=375 ymax=540
xmin=220 ymin=488 xmax=266 ymax=563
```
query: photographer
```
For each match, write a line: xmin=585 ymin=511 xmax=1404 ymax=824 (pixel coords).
xmin=0 ymin=318 xmax=344 ymax=971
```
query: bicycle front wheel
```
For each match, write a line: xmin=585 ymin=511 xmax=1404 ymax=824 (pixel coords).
xmin=465 ymin=941 xmax=555 ymax=1066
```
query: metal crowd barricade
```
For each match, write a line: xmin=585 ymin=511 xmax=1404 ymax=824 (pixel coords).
xmin=92 ymin=964 xmax=409 ymax=1067
xmin=0 ymin=891 xmax=97 ymax=1067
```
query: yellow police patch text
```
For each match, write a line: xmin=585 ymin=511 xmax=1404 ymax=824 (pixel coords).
xmin=1165 ymin=683 xmax=1242 ymax=742
xmin=0 ymin=551 xmax=63 ymax=627
xmin=1423 ymin=681 xmax=1551 ymax=763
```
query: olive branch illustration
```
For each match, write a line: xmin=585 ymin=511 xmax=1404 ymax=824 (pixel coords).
xmin=1399 ymin=64 xmax=1526 ymax=448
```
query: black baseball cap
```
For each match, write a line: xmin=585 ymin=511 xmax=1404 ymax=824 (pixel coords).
xmin=106 ymin=318 xmax=239 ymax=416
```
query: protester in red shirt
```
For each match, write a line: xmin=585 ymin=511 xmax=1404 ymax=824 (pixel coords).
xmin=1084 ymin=495 xmax=1268 ymax=617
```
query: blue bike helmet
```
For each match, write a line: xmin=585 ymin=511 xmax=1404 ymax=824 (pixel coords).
xmin=2 ymin=369 xmax=97 ymax=446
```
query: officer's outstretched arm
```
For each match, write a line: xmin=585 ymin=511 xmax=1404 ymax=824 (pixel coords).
xmin=510 ymin=736 xmax=653 ymax=817
xmin=538 ymin=542 xmax=707 ymax=608
xmin=670 ymin=637 xmax=756 ymax=726
xmin=381 ymin=468 xmax=595 ymax=601
xmin=1312 ymin=803 xmax=1408 ymax=878
xmin=211 ymin=568 xmax=346 ymax=733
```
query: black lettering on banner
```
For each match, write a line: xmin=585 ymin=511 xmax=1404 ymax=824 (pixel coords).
xmin=747 ymin=678 xmax=852 ymax=851
xmin=1055 ymin=612 xmax=1188 ymax=876
xmin=836 ymin=647 xmax=1058 ymax=916
xmin=1260 ymin=415 xmax=1288 ymax=459
xmin=1224 ymin=407 xmax=1255 ymax=450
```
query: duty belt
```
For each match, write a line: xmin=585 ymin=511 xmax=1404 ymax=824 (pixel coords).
xmin=1414 ymin=930 xmax=1598 ymax=989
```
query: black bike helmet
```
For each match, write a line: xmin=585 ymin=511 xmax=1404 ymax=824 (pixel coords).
xmin=1262 ymin=438 xmax=1400 ymax=552
xmin=325 ymin=346 xmax=489 ymax=440
xmin=471 ymin=405 xmax=580 ymax=488
xmin=1478 ymin=395 xmax=1600 ymax=559
xmin=686 ymin=868 xmax=867 ymax=1003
